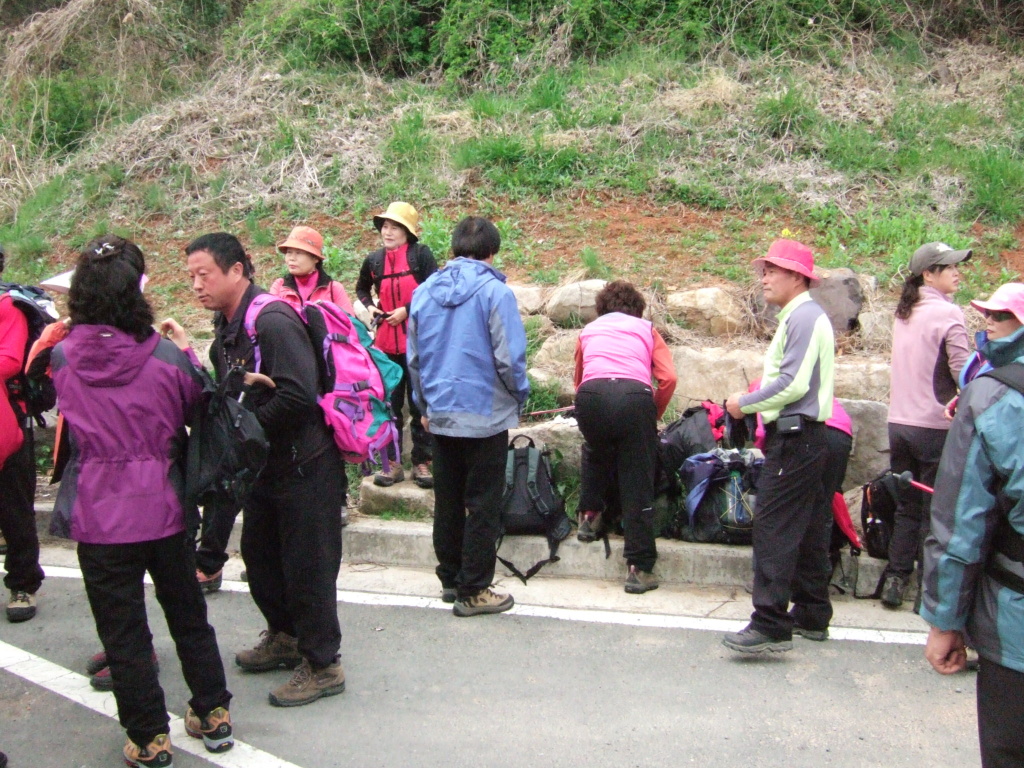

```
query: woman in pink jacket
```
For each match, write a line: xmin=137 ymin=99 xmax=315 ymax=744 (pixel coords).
xmin=269 ymin=225 xmax=354 ymax=313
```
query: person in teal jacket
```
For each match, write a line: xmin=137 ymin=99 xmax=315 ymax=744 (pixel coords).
xmin=921 ymin=286 xmax=1024 ymax=768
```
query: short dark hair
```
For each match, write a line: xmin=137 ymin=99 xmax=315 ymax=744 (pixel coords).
xmin=451 ymin=217 xmax=500 ymax=260
xmin=69 ymin=236 xmax=154 ymax=342
xmin=185 ymin=232 xmax=254 ymax=279
xmin=596 ymin=280 xmax=646 ymax=318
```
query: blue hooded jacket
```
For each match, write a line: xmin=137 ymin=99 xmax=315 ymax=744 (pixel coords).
xmin=921 ymin=324 xmax=1024 ymax=673
xmin=407 ymin=257 xmax=529 ymax=438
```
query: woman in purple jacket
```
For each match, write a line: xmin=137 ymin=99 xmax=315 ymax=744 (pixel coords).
xmin=52 ymin=237 xmax=233 ymax=768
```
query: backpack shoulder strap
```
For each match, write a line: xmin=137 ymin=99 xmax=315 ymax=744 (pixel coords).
xmin=243 ymin=294 xmax=289 ymax=374
xmin=982 ymin=362 xmax=1024 ymax=395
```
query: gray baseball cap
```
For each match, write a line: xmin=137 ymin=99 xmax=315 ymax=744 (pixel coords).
xmin=909 ymin=242 xmax=972 ymax=276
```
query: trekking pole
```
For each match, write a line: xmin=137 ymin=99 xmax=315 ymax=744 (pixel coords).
xmin=523 ymin=405 xmax=575 ymax=418
xmin=897 ymin=470 xmax=933 ymax=495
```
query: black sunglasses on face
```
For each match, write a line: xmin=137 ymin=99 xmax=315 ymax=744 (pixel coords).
xmin=982 ymin=309 xmax=1016 ymax=322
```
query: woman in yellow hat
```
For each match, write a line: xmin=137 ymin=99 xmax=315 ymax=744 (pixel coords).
xmin=355 ymin=202 xmax=438 ymax=488
xmin=270 ymin=225 xmax=354 ymax=313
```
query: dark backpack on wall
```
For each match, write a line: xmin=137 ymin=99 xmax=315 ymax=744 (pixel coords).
xmin=497 ymin=435 xmax=571 ymax=583
xmin=1 ymin=282 xmax=59 ymax=425
xmin=657 ymin=405 xmax=718 ymax=496
xmin=860 ymin=471 xmax=900 ymax=560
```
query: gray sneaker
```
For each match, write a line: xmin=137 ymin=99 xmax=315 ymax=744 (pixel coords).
xmin=881 ymin=574 xmax=908 ymax=608
xmin=576 ymin=511 xmax=602 ymax=543
xmin=722 ymin=626 xmax=793 ymax=654
xmin=235 ymin=630 xmax=302 ymax=672
xmin=793 ymin=625 xmax=829 ymax=642
xmin=624 ymin=566 xmax=659 ymax=594
xmin=6 ymin=590 xmax=36 ymax=623
xmin=453 ymin=588 xmax=514 ymax=617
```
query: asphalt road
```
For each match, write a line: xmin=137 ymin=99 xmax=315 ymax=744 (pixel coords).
xmin=0 ymin=573 xmax=978 ymax=768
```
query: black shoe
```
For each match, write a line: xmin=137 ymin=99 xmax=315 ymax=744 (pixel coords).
xmin=576 ymin=512 xmax=602 ymax=543
xmin=793 ymin=625 xmax=829 ymax=642
xmin=881 ymin=574 xmax=908 ymax=608
xmin=722 ymin=626 xmax=792 ymax=654
xmin=441 ymin=587 xmax=457 ymax=604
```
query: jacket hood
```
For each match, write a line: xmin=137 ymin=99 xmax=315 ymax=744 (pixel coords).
xmin=62 ymin=325 xmax=159 ymax=387
xmin=426 ymin=257 xmax=504 ymax=308
xmin=981 ymin=324 xmax=1024 ymax=368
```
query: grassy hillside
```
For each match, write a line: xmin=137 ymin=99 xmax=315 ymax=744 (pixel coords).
xmin=1 ymin=0 xmax=1023 ymax=325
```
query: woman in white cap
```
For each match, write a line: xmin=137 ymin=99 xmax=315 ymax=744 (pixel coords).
xmin=882 ymin=241 xmax=972 ymax=609
xmin=269 ymin=225 xmax=353 ymax=313
xmin=355 ymin=202 xmax=438 ymax=489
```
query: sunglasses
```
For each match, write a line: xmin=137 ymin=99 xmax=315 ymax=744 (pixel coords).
xmin=982 ymin=309 xmax=1017 ymax=322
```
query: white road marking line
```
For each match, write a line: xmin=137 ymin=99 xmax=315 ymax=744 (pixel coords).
xmin=0 ymin=639 xmax=303 ymax=768
xmin=40 ymin=565 xmax=927 ymax=645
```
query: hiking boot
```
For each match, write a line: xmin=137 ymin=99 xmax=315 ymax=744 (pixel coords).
xmin=722 ymin=626 xmax=793 ymax=654
xmin=624 ymin=566 xmax=659 ymax=594
xmin=123 ymin=733 xmax=173 ymax=768
xmin=86 ymin=649 xmax=109 ymax=676
xmin=453 ymin=587 xmax=514 ymax=617
xmin=235 ymin=630 xmax=301 ymax=672
xmin=881 ymin=574 xmax=908 ymax=608
xmin=90 ymin=652 xmax=160 ymax=691
xmin=793 ymin=625 xmax=829 ymax=642
xmin=184 ymin=706 xmax=234 ymax=753
xmin=373 ymin=463 xmax=405 ymax=487
xmin=6 ymin=590 xmax=36 ymax=623
xmin=576 ymin=511 xmax=602 ymax=543
xmin=412 ymin=462 xmax=434 ymax=489
xmin=196 ymin=569 xmax=222 ymax=594
xmin=441 ymin=587 xmax=457 ymax=604
xmin=268 ymin=658 xmax=346 ymax=707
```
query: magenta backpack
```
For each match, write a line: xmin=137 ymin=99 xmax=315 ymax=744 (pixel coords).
xmin=244 ymin=295 xmax=402 ymax=470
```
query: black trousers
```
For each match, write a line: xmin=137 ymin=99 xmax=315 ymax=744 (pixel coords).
xmin=0 ymin=422 xmax=43 ymax=594
xmin=243 ymin=447 xmax=345 ymax=669
xmin=575 ymin=378 xmax=658 ymax=573
xmin=750 ymin=420 xmax=832 ymax=639
xmin=195 ymin=497 xmax=240 ymax=576
xmin=432 ymin=431 xmax=507 ymax=599
xmin=886 ymin=423 xmax=947 ymax=577
xmin=78 ymin=532 xmax=231 ymax=747
xmin=978 ymin=657 xmax=1024 ymax=768
xmin=387 ymin=352 xmax=433 ymax=465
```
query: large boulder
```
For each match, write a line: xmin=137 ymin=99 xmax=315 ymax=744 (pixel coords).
xmin=834 ymin=357 xmax=890 ymax=402
xmin=525 ymin=368 xmax=576 ymax=404
xmin=857 ymin=309 xmax=893 ymax=350
xmin=670 ymin=345 xmax=765 ymax=403
xmin=665 ymin=287 xmax=745 ymax=336
xmin=545 ymin=280 xmax=607 ymax=326
xmin=509 ymin=284 xmax=548 ymax=316
xmin=840 ymin=398 xmax=890 ymax=490
xmin=533 ymin=330 xmax=581 ymax=372
xmin=810 ymin=267 xmax=864 ymax=333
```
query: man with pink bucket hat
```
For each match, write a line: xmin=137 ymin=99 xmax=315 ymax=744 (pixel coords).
xmin=723 ymin=239 xmax=836 ymax=653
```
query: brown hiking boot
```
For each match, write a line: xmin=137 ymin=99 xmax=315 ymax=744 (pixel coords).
xmin=268 ymin=658 xmax=346 ymax=707
xmin=624 ymin=566 xmax=659 ymax=594
xmin=235 ymin=630 xmax=301 ymax=672
xmin=373 ymin=463 xmax=405 ymax=487
xmin=412 ymin=462 xmax=434 ymax=488
xmin=123 ymin=733 xmax=173 ymax=768
xmin=452 ymin=587 xmax=514 ymax=617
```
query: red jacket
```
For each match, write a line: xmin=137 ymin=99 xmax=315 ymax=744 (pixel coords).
xmin=269 ymin=273 xmax=354 ymax=314
xmin=0 ymin=295 xmax=28 ymax=467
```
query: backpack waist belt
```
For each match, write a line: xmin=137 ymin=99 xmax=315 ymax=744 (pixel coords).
xmin=986 ymin=517 xmax=1024 ymax=595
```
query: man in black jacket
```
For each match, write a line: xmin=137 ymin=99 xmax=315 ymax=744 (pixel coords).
xmin=183 ymin=232 xmax=346 ymax=708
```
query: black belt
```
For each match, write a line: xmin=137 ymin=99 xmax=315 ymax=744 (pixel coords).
xmin=764 ymin=416 xmax=825 ymax=436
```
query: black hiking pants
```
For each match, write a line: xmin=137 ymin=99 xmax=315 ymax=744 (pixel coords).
xmin=886 ymin=423 xmax=947 ymax=577
xmin=388 ymin=352 xmax=433 ymax=466
xmin=432 ymin=431 xmax=507 ymax=599
xmin=195 ymin=497 xmax=239 ymax=576
xmin=978 ymin=657 xmax=1024 ymax=768
xmin=750 ymin=419 xmax=832 ymax=639
xmin=575 ymin=378 xmax=658 ymax=573
xmin=243 ymin=447 xmax=345 ymax=669
xmin=0 ymin=421 xmax=44 ymax=595
xmin=78 ymin=531 xmax=231 ymax=748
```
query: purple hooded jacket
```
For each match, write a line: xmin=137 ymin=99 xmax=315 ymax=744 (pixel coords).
xmin=51 ymin=325 xmax=203 ymax=544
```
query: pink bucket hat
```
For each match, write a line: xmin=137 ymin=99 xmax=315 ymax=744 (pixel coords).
xmin=752 ymin=239 xmax=820 ymax=284
xmin=277 ymin=225 xmax=324 ymax=261
xmin=970 ymin=282 xmax=1024 ymax=325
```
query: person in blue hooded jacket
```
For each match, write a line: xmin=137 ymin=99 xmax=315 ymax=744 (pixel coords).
xmin=921 ymin=282 xmax=1024 ymax=768
xmin=407 ymin=216 xmax=529 ymax=618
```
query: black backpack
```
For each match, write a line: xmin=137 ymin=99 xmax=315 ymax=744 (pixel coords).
xmin=860 ymin=470 xmax=900 ymax=560
xmin=656 ymin=405 xmax=718 ymax=496
xmin=185 ymin=366 xmax=270 ymax=509
xmin=497 ymin=435 xmax=571 ymax=583
xmin=1 ymin=282 xmax=59 ymax=425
